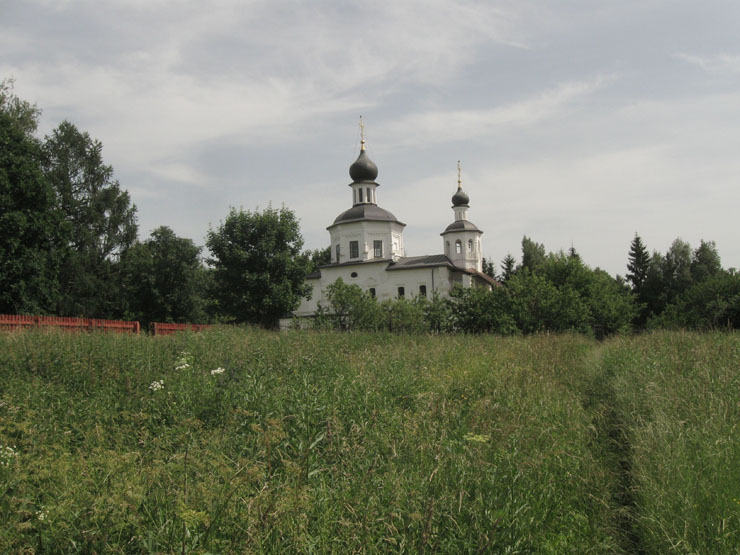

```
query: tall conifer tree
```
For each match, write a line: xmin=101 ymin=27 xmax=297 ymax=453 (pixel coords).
xmin=626 ymin=233 xmax=650 ymax=293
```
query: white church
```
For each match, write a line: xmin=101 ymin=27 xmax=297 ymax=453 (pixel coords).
xmin=283 ymin=128 xmax=496 ymax=325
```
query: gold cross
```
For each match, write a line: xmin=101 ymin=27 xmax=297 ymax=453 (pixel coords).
xmin=359 ymin=116 xmax=366 ymax=150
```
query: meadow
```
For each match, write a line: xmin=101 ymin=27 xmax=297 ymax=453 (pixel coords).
xmin=0 ymin=328 xmax=738 ymax=553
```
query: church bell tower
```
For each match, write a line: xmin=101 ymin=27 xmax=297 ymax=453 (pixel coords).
xmin=441 ymin=161 xmax=483 ymax=272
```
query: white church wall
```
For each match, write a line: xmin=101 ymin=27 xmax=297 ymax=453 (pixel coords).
xmin=291 ymin=263 xmax=459 ymax=318
xmin=443 ymin=229 xmax=483 ymax=272
xmin=329 ymin=220 xmax=405 ymax=264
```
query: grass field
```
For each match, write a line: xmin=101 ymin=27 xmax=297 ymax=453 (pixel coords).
xmin=0 ymin=328 xmax=738 ymax=553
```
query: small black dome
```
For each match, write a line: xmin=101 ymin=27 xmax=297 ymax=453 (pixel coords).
xmin=349 ymin=149 xmax=378 ymax=182
xmin=452 ymin=187 xmax=469 ymax=206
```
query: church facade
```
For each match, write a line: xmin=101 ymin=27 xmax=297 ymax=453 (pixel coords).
xmin=284 ymin=134 xmax=495 ymax=325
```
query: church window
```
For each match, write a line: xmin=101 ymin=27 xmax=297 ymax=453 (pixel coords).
xmin=350 ymin=272 xmax=358 ymax=278
xmin=335 ymin=244 xmax=340 ymax=262
xmin=366 ymin=187 xmax=371 ymax=203
xmin=419 ymin=285 xmax=427 ymax=298
xmin=358 ymin=188 xmax=363 ymax=202
xmin=369 ymin=288 xmax=376 ymax=298
xmin=446 ymin=241 xmax=450 ymax=255
xmin=397 ymin=286 xmax=405 ymax=298
xmin=349 ymin=241 xmax=359 ymax=259
xmin=455 ymin=240 xmax=462 ymax=254
xmin=468 ymin=239 xmax=473 ymax=252
xmin=374 ymin=240 xmax=383 ymax=258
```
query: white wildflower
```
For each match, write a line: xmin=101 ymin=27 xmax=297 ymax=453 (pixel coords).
xmin=210 ymin=367 xmax=225 ymax=376
xmin=36 ymin=510 xmax=47 ymax=521
xmin=149 ymin=380 xmax=164 ymax=391
xmin=175 ymin=351 xmax=193 ymax=371
xmin=0 ymin=445 xmax=17 ymax=466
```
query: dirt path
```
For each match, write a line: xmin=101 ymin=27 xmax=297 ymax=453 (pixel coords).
xmin=579 ymin=344 xmax=645 ymax=554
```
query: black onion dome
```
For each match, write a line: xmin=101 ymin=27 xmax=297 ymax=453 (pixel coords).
xmin=349 ymin=149 xmax=378 ymax=182
xmin=452 ymin=187 xmax=469 ymax=206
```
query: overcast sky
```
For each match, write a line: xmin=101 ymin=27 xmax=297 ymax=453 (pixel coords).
xmin=3 ymin=0 xmax=739 ymax=276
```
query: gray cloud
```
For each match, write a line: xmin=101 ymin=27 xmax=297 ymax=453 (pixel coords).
xmin=2 ymin=0 xmax=740 ymax=275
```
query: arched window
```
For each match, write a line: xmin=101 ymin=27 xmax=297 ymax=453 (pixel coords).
xmin=455 ymin=240 xmax=462 ymax=254
xmin=468 ymin=239 xmax=473 ymax=252
xmin=366 ymin=187 xmax=371 ymax=203
xmin=446 ymin=241 xmax=450 ymax=254
xmin=335 ymin=244 xmax=340 ymax=262
xmin=358 ymin=188 xmax=363 ymax=202
xmin=374 ymin=240 xmax=383 ymax=258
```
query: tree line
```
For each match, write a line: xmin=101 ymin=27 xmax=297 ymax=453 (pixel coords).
xmin=0 ymin=78 xmax=314 ymax=328
xmin=313 ymin=234 xmax=739 ymax=336
xmin=3 ymin=78 xmax=738 ymax=334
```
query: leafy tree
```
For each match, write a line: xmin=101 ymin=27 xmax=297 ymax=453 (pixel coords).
xmin=449 ymin=286 xmax=517 ymax=334
xmin=662 ymin=238 xmax=693 ymax=304
xmin=305 ymin=246 xmax=331 ymax=273
xmin=42 ymin=121 xmax=137 ymax=317
xmin=381 ymin=297 xmax=427 ymax=333
xmin=505 ymin=270 xmax=584 ymax=334
xmin=206 ymin=206 xmax=310 ymax=327
xmin=542 ymin=251 xmax=592 ymax=292
xmin=691 ymin=240 xmax=721 ymax=283
xmin=422 ymin=292 xmax=454 ymax=333
xmin=316 ymin=277 xmax=381 ymax=331
xmin=505 ymin=253 xmax=635 ymax=337
xmin=649 ymin=271 xmax=740 ymax=330
xmin=0 ymin=111 xmax=64 ymax=313
xmin=481 ymin=257 xmax=497 ymax=279
xmin=500 ymin=253 xmax=517 ymax=282
xmin=640 ymin=251 xmax=668 ymax=320
xmin=521 ymin=236 xmax=546 ymax=273
xmin=0 ymin=77 xmax=41 ymax=138
xmin=626 ymin=233 xmax=650 ymax=293
xmin=121 ymin=226 xmax=207 ymax=325
xmin=585 ymin=269 xmax=636 ymax=338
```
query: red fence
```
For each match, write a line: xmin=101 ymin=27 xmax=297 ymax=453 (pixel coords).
xmin=0 ymin=314 xmax=140 ymax=334
xmin=0 ymin=315 xmax=213 ymax=336
xmin=151 ymin=322 xmax=211 ymax=336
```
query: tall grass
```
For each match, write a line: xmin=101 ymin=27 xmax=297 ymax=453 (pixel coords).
xmin=601 ymin=332 xmax=740 ymax=553
xmin=0 ymin=328 xmax=618 ymax=552
xmin=0 ymin=328 xmax=737 ymax=552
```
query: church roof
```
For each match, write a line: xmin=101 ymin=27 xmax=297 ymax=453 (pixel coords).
xmin=317 ymin=258 xmax=393 ymax=270
xmin=329 ymin=204 xmax=405 ymax=227
xmin=387 ymin=255 xmax=500 ymax=286
xmin=440 ymin=219 xmax=481 ymax=235
xmin=307 ymin=255 xmax=499 ymax=287
xmin=386 ymin=254 xmax=454 ymax=270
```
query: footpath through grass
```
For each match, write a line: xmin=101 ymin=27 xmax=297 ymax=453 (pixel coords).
xmin=0 ymin=328 xmax=738 ymax=553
